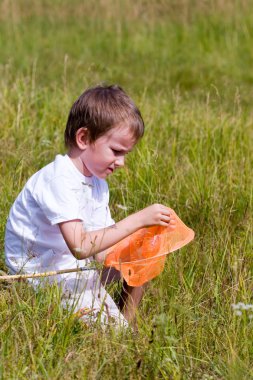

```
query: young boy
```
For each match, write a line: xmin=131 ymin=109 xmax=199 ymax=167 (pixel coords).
xmin=5 ymin=84 xmax=175 ymax=326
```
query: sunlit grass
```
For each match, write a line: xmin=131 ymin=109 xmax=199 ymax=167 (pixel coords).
xmin=0 ymin=1 xmax=253 ymax=378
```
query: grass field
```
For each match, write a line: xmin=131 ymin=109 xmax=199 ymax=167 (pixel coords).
xmin=0 ymin=1 xmax=253 ymax=378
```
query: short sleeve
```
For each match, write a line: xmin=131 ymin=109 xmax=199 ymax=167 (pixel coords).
xmin=34 ymin=175 xmax=86 ymax=225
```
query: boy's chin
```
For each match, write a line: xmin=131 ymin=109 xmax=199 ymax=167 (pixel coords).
xmin=94 ymin=168 xmax=115 ymax=179
xmin=100 ymin=169 xmax=114 ymax=178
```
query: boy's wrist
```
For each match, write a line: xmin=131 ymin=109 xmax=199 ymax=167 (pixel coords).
xmin=127 ymin=212 xmax=143 ymax=231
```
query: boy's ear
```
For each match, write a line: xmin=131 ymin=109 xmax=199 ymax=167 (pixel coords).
xmin=75 ymin=128 xmax=90 ymax=150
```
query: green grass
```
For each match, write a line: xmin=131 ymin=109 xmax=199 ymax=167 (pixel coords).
xmin=0 ymin=1 xmax=253 ymax=378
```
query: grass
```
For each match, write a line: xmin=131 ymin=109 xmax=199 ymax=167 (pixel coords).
xmin=0 ymin=0 xmax=253 ymax=378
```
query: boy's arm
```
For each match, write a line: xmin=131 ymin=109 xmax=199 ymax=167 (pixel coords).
xmin=59 ymin=204 xmax=175 ymax=260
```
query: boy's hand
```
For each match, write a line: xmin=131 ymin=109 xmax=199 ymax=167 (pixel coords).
xmin=135 ymin=204 xmax=176 ymax=228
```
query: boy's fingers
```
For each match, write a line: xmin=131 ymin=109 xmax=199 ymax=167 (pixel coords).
xmin=160 ymin=221 xmax=176 ymax=228
xmin=161 ymin=216 xmax=176 ymax=224
xmin=161 ymin=207 xmax=175 ymax=216
xmin=161 ymin=213 xmax=176 ymax=221
xmin=161 ymin=216 xmax=171 ymax=223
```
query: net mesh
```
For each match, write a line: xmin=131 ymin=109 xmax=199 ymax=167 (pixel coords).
xmin=104 ymin=212 xmax=195 ymax=286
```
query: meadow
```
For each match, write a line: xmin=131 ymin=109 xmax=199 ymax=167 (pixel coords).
xmin=0 ymin=0 xmax=253 ymax=378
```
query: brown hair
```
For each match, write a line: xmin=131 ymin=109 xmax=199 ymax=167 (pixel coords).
xmin=64 ymin=84 xmax=145 ymax=147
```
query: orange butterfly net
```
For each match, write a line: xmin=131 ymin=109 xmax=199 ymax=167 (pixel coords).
xmin=104 ymin=212 xmax=194 ymax=286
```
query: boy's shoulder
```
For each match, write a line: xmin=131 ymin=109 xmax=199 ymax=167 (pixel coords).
xmin=28 ymin=154 xmax=72 ymax=184
xmin=22 ymin=154 xmax=76 ymax=194
xmin=28 ymin=154 xmax=109 ymax=198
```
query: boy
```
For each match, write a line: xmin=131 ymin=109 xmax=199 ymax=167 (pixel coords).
xmin=5 ymin=84 xmax=175 ymax=326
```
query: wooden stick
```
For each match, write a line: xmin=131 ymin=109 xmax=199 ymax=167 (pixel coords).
xmin=0 ymin=266 xmax=97 ymax=281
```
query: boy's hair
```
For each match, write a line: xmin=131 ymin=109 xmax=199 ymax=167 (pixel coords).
xmin=64 ymin=84 xmax=145 ymax=147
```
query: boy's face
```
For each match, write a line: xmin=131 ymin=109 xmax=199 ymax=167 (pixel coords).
xmin=79 ymin=124 xmax=137 ymax=179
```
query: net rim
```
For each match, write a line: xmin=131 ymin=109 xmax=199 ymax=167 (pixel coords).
xmin=106 ymin=229 xmax=195 ymax=266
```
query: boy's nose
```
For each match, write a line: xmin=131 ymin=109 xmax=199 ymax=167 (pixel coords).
xmin=115 ymin=156 xmax=125 ymax=167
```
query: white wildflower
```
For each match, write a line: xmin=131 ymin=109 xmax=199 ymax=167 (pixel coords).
xmin=244 ymin=304 xmax=253 ymax=311
xmin=232 ymin=302 xmax=253 ymax=311
xmin=232 ymin=302 xmax=253 ymax=320
xmin=116 ymin=204 xmax=128 ymax=211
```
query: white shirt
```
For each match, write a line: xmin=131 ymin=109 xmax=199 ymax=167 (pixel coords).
xmin=5 ymin=154 xmax=115 ymax=273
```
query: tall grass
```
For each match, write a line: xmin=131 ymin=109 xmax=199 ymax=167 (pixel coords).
xmin=0 ymin=1 xmax=253 ymax=378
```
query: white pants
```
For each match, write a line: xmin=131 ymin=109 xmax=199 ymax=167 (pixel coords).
xmin=6 ymin=260 xmax=128 ymax=327
xmin=59 ymin=269 xmax=128 ymax=327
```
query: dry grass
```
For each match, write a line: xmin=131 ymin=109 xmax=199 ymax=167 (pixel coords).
xmin=0 ymin=1 xmax=253 ymax=378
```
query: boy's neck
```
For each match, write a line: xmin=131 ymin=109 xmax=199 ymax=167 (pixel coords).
xmin=67 ymin=150 xmax=92 ymax=178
